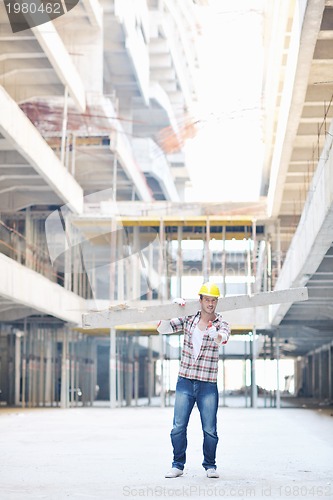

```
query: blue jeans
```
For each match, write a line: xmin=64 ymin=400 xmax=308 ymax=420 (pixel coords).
xmin=171 ymin=376 xmax=219 ymax=470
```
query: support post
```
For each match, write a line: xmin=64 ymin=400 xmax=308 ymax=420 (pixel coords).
xmin=134 ymin=338 xmax=139 ymax=406
xmin=204 ymin=217 xmax=211 ymax=282
xmin=244 ymin=338 xmax=249 ymax=408
xmin=328 ymin=344 xmax=332 ymax=401
xmin=159 ymin=333 xmax=165 ymax=408
xmin=147 ymin=241 xmax=154 ymax=300
xmin=60 ymin=86 xmax=69 ymax=167
xmin=45 ymin=333 xmax=52 ymax=405
xmin=118 ymin=228 xmax=124 ymax=301
xmin=117 ymin=336 xmax=123 ymax=407
xmin=71 ymin=133 xmax=76 ymax=176
xmin=125 ymin=337 xmax=133 ymax=407
xmin=221 ymin=226 xmax=226 ymax=297
xmin=276 ymin=219 xmax=281 ymax=275
xmin=176 ymin=226 xmax=183 ymax=298
xmin=147 ymin=336 xmax=153 ymax=405
xmin=158 ymin=218 xmax=166 ymax=299
xmin=132 ymin=227 xmax=140 ymax=300
xmin=247 ymin=236 xmax=252 ymax=296
xmin=252 ymin=219 xmax=257 ymax=292
xmin=250 ymin=319 xmax=257 ymax=408
xmin=14 ymin=330 xmax=22 ymax=406
xmin=112 ymin=153 xmax=117 ymax=202
xmin=276 ymin=329 xmax=281 ymax=409
xmin=318 ymin=348 xmax=323 ymax=401
xmin=21 ymin=320 xmax=27 ymax=408
xmin=60 ymin=330 xmax=69 ymax=409
xmin=110 ymin=328 xmax=116 ymax=408
xmin=109 ymin=218 xmax=118 ymax=302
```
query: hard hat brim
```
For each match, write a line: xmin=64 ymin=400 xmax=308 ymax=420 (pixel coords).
xmin=199 ymin=292 xmax=220 ymax=298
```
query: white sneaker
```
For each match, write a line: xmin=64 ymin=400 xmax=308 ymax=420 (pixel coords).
xmin=206 ymin=468 xmax=219 ymax=478
xmin=165 ymin=468 xmax=183 ymax=478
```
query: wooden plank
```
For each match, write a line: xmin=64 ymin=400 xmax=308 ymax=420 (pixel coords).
xmin=82 ymin=287 xmax=308 ymax=328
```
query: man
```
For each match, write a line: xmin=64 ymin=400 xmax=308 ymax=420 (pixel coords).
xmin=157 ymin=282 xmax=231 ymax=479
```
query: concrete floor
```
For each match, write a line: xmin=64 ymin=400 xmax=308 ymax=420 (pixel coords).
xmin=0 ymin=406 xmax=332 ymax=500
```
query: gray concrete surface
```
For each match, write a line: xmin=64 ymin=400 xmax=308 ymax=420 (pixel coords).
xmin=0 ymin=406 xmax=332 ymax=500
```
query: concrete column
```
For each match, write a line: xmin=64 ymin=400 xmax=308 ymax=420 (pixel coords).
xmin=51 ymin=330 xmax=58 ymax=406
xmin=250 ymin=328 xmax=258 ymax=408
xmin=69 ymin=333 xmax=75 ymax=406
xmin=309 ymin=354 xmax=314 ymax=397
xmin=276 ymin=219 xmax=282 ymax=275
xmin=176 ymin=226 xmax=183 ymax=297
xmin=221 ymin=226 xmax=226 ymax=297
xmin=74 ymin=340 xmax=80 ymax=407
xmin=21 ymin=320 xmax=27 ymax=408
xmin=89 ymin=339 xmax=96 ymax=406
xmin=325 ymin=347 xmax=330 ymax=400
xmin=27 ymin=329 xmax=33 ymax=407
xmin=109 ymin=218 xmax=118 ymax=301
xmin=314 ymin=351 xmax=320 ymax=399
xmin=44 ymin=334 xmax=53 ymax=405
xmin=267 ymin=237 xmax=272 ymax=292
xmin=72 ymin=229 xmax=79 ymax=296
xmin=244 ymin=339 xmax=249 ymax=408
xmin=125 ymin=337 xmax=134 ymax=407
xmin=134 ymin=345 xmax=139 ymax=407
xmin=147 ymin=336 xmax=153 ymax=405
xmin=329 ymin=345 xmax=332 ymax=401
xmin=117 ymin=336 xmax=124 ymax=407
xmin=14 ymin=331 xmax=22 ymax=406
xmin=38 ymin=329 xmax=45 ymax=406
xmin=320 ymin=348 xmax=329 ymax=401
xmin=252 ymin=219 xmax=257 ymax=288
xmin=204 ymin=217 xmax=211 ymax=282
xmin=132 ymin=227 xmax=140 ymax=300
xmin=60 ymin=331 xmax=69 ymax=409
xmin=25 ymin=208 xmax=33 ymax=270
xmin=113 ymin=152 xmax=118 ymax=202
xmin=110 ymin=328 xmax=116 ymax=408
xmin=159 ymin=333 xmax=165 ymax=408
xmin=60 ymin=86 xmax=68 ymax=167
xmin=118 ymin=229 xmax=124 ymax=301
xmin=294 ymin=356 xmax=303 ymax=396
xmin=247 ymin=237 xmax=252 ymax=296
xmin=304 ymin=356 xmax=309 ymax=397
xmin=318 ymin=349 xmax=323 ymax=400
xmin=5 ymin=333 xmax=13 ymax=405
xmin=147 ymin=241 xmax=154 ymax=300
xmin=158 ymin=219 xmax=166 ymax=299
xmin=276 ymin=329 xmax=281 ymax=409
xmin=311 ymin=352 xmax=316 ymax=398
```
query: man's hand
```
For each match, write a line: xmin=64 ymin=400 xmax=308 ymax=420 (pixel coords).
xmin=173 ymin=298 xmax=186 ymax=307
xmin=206 ymin=321 xmax=218 ymax=339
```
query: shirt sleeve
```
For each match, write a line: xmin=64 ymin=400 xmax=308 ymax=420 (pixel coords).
xmin=157 ymin=317 xmax=184 ymax=334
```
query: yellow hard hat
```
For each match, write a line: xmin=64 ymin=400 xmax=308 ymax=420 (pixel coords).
xmin=198 ymin=282 xmax=220 ymax=298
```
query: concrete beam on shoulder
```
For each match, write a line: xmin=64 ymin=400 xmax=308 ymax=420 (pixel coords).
xmin=82 ymin=287 xmax=308 ymax=328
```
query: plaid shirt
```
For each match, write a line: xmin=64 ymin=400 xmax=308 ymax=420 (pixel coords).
xmin=169 ymin=311 xmax=231 ymax=383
